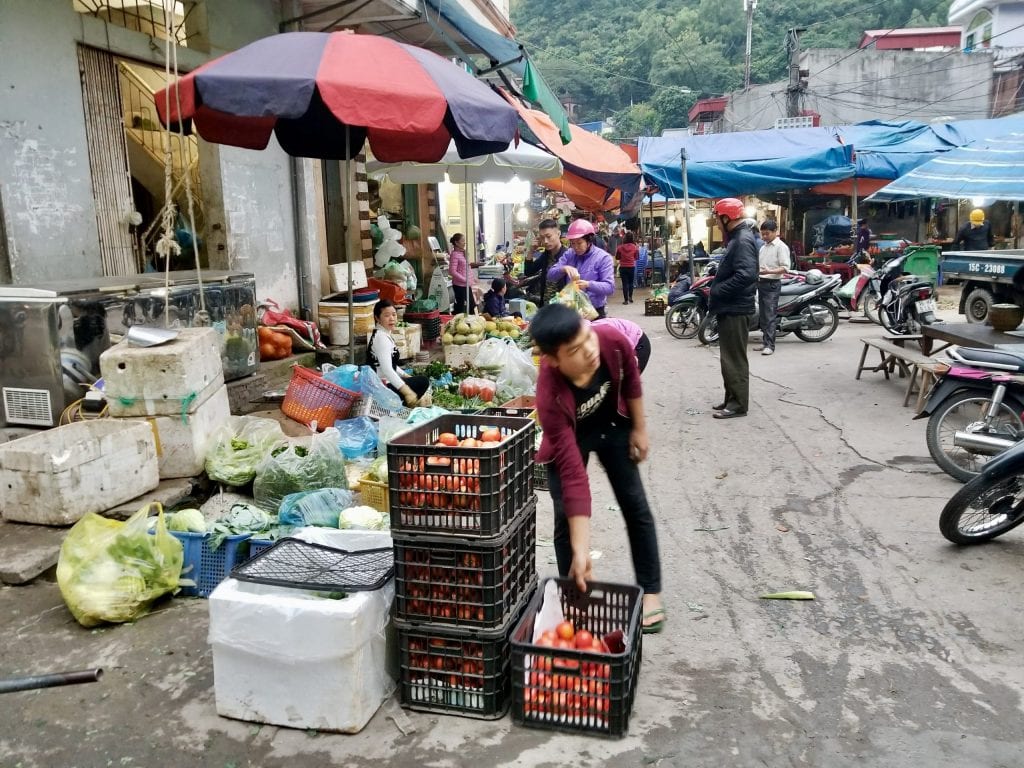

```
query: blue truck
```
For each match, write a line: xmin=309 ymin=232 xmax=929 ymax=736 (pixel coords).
xmin=940 ymin=250 xmax=1024 ymax=322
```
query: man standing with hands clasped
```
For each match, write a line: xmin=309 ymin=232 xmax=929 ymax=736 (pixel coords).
xmin=755 ymin=220 xmax=790 ymax=356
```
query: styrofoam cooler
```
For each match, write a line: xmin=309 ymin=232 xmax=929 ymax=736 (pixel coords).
xmin=328 ymin=261 xmax=368 ymax=293
xmin=0 ymin=421 xmax=159 ymax=525
xmin=125 ymin=383 xmax=231 ymax=478
xmin=101 ymin=327 xmax=224 ymax=418
xmin=208 ymin=527 xmax=397 ymax=733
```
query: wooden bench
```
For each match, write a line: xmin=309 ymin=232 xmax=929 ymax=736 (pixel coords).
xmin=855 ymin=337 xmax=949 ymax=410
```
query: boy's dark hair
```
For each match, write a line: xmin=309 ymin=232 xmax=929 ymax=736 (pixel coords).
xmin=373 ymin=298 xmax=395 ymax=320
xmin=531 ymin=303 xmax=584 ymax=356
xmin=491 ymin=277 xmax=506 ymax=292
xmin=538 ymin=218 xmax=560 ymax=231
xmin=760 ymin=220 xmax=778 ymax=232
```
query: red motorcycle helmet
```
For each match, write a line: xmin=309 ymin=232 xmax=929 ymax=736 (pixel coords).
xmin=713 ymin=198 xmax=746 ymax=221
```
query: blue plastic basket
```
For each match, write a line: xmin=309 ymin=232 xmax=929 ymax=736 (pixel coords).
xmin=171 ymin=531 xmax=251 ymax=597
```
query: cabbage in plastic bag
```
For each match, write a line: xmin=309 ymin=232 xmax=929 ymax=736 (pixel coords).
xmin=280 ymin=487 xmax=354 ymax=527
xmin=56 ymin=503 xmax=183 ymax=628
xmin=338 ymin=505 xmax=387 ymax=530
xmin=253 ymin=428 xmax=348 ymax=513
xmin=205 ymin=416 xmax=286 ymax=486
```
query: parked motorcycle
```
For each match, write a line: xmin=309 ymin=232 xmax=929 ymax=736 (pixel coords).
xmin=696 ymin=270 xmax=842 ymax=346
xmin=869 ymin=252 xmax=938 ymax=334
xmin=837 ymin=264 xmax=883 ymax=323
xmin=919 ymin=346 xmax=1024 ymax=482
xmin=665 ymin=265 xmax=716 ymax=340
xmin=939 ymin=437 xmax=1024 ymax=544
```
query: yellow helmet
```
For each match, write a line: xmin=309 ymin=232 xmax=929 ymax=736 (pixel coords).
xmin=970 ymin=208 xmax=985 ymax=224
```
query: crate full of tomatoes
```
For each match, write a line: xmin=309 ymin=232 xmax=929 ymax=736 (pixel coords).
xmin=398 ymin=598 xmax=531 ymax=719
xmin=510 ymin=578 xmax=643 ymax=738
xmin=393 ymin=500 xmax=536 ymax=632
xmin=386 ymin=414 xmax=534 ymax=538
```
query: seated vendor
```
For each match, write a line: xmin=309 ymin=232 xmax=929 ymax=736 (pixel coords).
xmin=482 ymin=278 xmax=511 ymax=319
xmin=368 ymin=300 xmax=431 ymax=407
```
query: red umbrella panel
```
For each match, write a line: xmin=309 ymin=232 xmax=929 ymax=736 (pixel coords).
xmin=154 ymin=32 xmax=518 ymax=163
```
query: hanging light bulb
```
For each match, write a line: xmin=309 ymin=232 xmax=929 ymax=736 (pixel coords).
xmin=516 ymin=206 xmax=530 ymax=223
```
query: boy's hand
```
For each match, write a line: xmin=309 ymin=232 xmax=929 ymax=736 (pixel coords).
xmin=629 ymin=427 xmax=649 ymax=462
xmin=569 ymin=549 xmax=593 ymax=592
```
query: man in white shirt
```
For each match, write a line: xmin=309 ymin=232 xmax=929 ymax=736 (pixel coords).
xmin=756 ymin=220 xmax=791 ymax=356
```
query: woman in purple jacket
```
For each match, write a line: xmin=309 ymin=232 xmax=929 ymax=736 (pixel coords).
xmin=547 ymin=219 xmax=615 ymax=319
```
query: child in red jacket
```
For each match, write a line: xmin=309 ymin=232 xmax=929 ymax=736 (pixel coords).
xmin=532 ymin=303 xmax=665 ymax=633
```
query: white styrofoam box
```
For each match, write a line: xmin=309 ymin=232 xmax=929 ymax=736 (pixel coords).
xmin=0 ymin=421 xmax=159 ymax=525
xmin=328 ymin=261 xmax=368 ymax=293
xmin=403 ymin=324 xmax=422 ymax=357
xmin=292 ymin=527 xmax=393 ymax=551
xmin=209 ymin=576 xmax=396 ymax=733
xmin=101 ymin=327 xmax=225 ymax=418
xmin=125 ymin=384 xmax=231 ymax=479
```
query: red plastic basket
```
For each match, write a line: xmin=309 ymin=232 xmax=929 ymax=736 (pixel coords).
xmin=280 ymin=366 xmax=359 ymax=430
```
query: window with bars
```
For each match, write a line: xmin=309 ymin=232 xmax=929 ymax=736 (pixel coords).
xmin=72 ymin=1 xmax=196 ymax=47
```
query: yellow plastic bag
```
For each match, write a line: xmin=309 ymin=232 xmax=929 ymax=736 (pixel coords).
xmin=554 ymin=281 xmax=598 ymax=320
xmin=56 ymin=503 xmax=183 ymax=628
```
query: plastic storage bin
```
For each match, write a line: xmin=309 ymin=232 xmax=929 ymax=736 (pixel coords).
xmin=510 ymin=578 xmax=643 ymax=738
xmin=902 ymin=245 xmax=940 ymax=286
xmin=0 ymin=420 xmax=158 ymax=525
xmin=173 ymin=531 xmax=252 ymax=597
xmin=393 ymin=500 xmax=536 ymax=631
xmin=386 ymin=414 xmax=535 ymax=538
xmin=281 ymin=366 xmax=359 ymax=430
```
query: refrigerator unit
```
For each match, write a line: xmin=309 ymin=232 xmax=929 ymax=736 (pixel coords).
xmin=0 ymin=270 xmax=258 ymax=428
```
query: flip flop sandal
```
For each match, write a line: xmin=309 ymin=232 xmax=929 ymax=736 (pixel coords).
xmin=642 ymin=608 xmax=666 ymax=634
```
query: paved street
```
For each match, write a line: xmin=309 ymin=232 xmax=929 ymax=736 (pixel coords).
xmin=3 ymin=296 xmax=1024 ymax=767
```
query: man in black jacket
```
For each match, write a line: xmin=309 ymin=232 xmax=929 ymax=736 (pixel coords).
xmin=708 ymin=198 xmax=758 ymax=419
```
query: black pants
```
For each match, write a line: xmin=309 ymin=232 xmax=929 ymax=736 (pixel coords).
xmin=387 ymin=375 xmax=430 ymax=399
xmin=546 ymin=422 xmax=662 ymax=594
xmin=717 ymin=313 xmax=750 ymax=413
xmin=757 ymin=279 xmax=781 ymax=349
xmin=593 ymin=304 xmax=607 ymax=319
xmin=635 ymin=332 xmax=651 ymax=373
xmin=620 ymin=266 xmax=636 ymax=302
xmin=453 ymin=286 xmax=476 ymax=315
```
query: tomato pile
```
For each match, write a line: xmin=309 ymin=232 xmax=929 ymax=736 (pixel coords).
xmin=400 ymin=550 xmax=497 ymax=623
xmin=522 ymin=621 xmax=615 ymax=726
xmin=406 ymin=636 xmax=491 ymax=698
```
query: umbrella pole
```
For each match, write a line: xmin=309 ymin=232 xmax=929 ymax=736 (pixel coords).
xmin=345 ymin=126 xmax=354 ymax=362
xmin=851 ymin=177 xmax=859 ymax=250
xmin=680 ymin=149 xmax=695 ymax=282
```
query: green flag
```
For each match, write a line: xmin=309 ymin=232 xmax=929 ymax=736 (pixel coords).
xmin=522 ymin=59 xmax=572 ymax=145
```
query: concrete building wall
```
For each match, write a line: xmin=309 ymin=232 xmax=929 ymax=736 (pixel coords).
xmin=0 ymin=0 xmax=305 ymax=313
xmin=725 ymin=49 xmax=993 ymax=131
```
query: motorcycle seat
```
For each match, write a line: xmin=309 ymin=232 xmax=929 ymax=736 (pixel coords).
xmin=953 ymin=347 xmax=1024 ymax=373
xmin=779 ymin=282 xmax=817 ymax=296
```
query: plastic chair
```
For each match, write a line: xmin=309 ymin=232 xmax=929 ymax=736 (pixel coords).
xmin=651 ymin=256 xmax=666 ymax=284
xmin=635 ymin=246 xmax=649 ymax=287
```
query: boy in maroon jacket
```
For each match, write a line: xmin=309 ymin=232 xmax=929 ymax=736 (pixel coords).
xmin=532 ymin=303 xmax=665 ymax=633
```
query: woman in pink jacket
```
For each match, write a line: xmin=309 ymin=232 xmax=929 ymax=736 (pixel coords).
xmin=448 ymin=233 xmax=475 ymax=314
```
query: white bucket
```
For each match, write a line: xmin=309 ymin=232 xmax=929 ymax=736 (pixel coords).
xmin=329 ymin=316 xmax=350 ymax=345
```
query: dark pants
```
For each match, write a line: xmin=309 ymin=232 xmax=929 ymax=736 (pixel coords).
xmin=717 ymin=313 xmax=749 ymax=413
xmin=453 ymin=285 xmax=476 ymax=315
xmin=620 ymin=266 xmax=636 ymax=302
xmin=593 ymin=304 xmax=607 ymax=319
xmin=387 ymin=374 xmax=430 ymax=399
xmin=635 ymin=332 xmax=651 ymax=373
xmin=757 ymin=279 xmax=782 ymax=349
xmin=546 ymin=422 xmax=662 ymax=594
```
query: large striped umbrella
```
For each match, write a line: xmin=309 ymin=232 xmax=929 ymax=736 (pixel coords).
xmin=867 ymin=133 xmax=1024 ymax=202
xmin=154 ymin=31 xmax=518 ymax=162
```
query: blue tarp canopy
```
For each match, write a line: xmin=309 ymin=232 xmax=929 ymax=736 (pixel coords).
xmin=638 ymin=127 xmax=856 ymax=200
xmin=866 ymin=132 xmax=1024 ymax=202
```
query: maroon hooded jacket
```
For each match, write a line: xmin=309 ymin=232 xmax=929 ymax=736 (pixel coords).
xmin=534 ymin=323 xmax=643 ymax=518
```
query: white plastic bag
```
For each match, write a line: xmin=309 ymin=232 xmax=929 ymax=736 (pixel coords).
xmin=474 ymin=338 xmax=537 ymax=402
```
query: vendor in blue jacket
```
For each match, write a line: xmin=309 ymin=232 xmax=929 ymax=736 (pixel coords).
xmin=548 ymin=218 xmax=615 ymax=319
xmin=482 ymin=278 xmax=510 ymax=319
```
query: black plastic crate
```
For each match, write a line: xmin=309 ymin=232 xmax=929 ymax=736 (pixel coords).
xmin=534 ymin=461 xmax=548 ymax=491
xmin=393 ymin=501 xmax=536 ymax=631
xmin=510 ymin=578 xmax=643 ymax=738
xmin=397 ymin=603 xmax=530 ymax=720
xmin=387 ymin=414 xmax=534 ymax=538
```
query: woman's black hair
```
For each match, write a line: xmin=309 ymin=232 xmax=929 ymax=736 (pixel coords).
xmin=373 ymin=298 xmax=395 ymax=321
xmin=624 ymin=231 xmax=635 ymax=244
xmin=450 ymin=233 xmax=465 ymax=247
xmin=491 ymin=277 xmax=506 ymax=292
xmin=530 ymin=303 xmax=584 ymax=356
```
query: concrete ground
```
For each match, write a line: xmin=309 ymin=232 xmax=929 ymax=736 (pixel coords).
xmin=4 ymin=286 xmax=1024 ymax=767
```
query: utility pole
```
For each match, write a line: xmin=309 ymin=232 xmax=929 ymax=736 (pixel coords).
xmin=786 ymin=27 xmax=806 ymax=118
xmin=743 ymin=0 xmax=758 ymax=90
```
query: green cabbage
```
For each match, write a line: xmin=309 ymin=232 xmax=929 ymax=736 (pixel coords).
xmin=167 ymin=508 xmax=207 ymax=533
xmin=338 ymin=505 xmax=388 ymax=530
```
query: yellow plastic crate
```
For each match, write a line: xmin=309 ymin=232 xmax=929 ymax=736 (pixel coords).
xmin=359 ymin=477 xmax=390 ymax=514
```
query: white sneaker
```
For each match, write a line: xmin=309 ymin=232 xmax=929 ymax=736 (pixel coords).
xmin=761 ymin=347 xmax=774 ymax=356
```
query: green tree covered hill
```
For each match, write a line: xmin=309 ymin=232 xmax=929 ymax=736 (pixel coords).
xmin=510 ymin=0 xmax=952 ymax=137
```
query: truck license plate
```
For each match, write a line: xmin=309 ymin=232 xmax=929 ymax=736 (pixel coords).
xmin=916 ymin=299 xmax=937 ymax=314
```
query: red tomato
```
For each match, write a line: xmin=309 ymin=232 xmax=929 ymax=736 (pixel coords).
xmin=555 ymin=621 xmax=575 ymax=641
xmin=460 ymin=437 xmax=479 ymax=448
xmin=480 ymin=427 xmax=502 ymax=443
xmin=478 ymin=385 xmax=495 ymax=402
xmin=574 ymin=630 xmax=594 ymax=649
xmin=460 ymin=380 xmax=480 ymax=398
xmin=438 ymin=432 xmax=459 ymax=446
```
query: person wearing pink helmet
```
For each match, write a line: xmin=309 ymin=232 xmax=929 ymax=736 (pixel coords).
xmin=547 ymin=218 xmax=616 ymax=318
xmin=709 ymin=198 xmax=758 ymax=419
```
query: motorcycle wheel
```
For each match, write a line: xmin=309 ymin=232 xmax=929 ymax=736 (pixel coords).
xmin=940 ymin=473 xmax=1024 ymax=544
xmin=794 ymin=302 xmax=839 ymax=342
xmin=665 ymin=300 xmax=703 ymax=340
xmin=925 ymin=391 xmax=1024 ymax=482
xmin=859 ymin=288 xmax=881 ymax=324
xmin=697 ymin=314 xmax=719 ymax=346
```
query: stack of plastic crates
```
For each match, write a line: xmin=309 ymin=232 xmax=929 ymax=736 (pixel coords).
xmin=388 ymin=413 xmax=538 ymax=719
xmin=404 ymin=309 xmax=442 ymax=347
